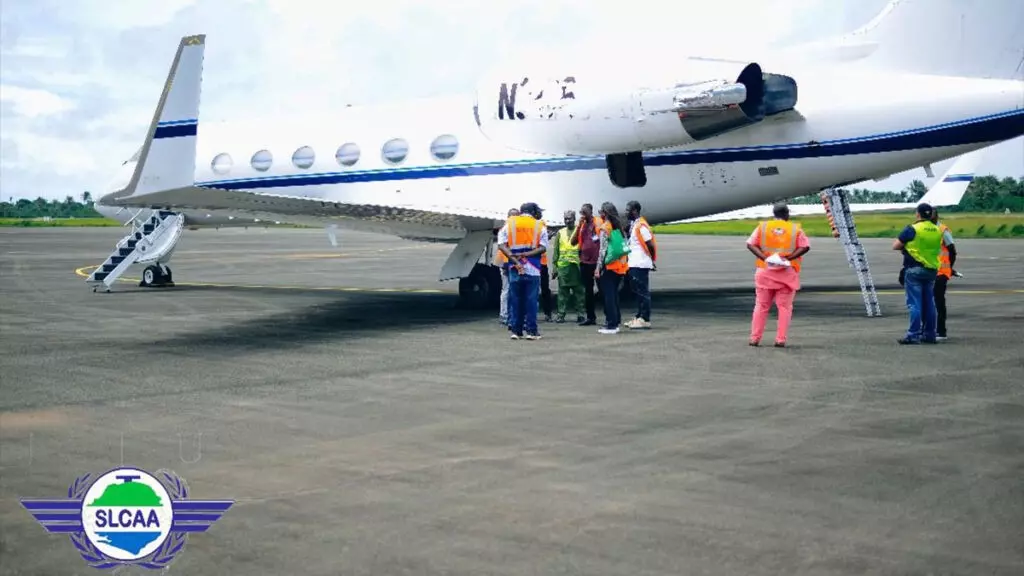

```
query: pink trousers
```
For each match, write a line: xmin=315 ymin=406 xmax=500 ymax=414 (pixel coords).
xmin=750 ymin=287 xmax=796 ymax=344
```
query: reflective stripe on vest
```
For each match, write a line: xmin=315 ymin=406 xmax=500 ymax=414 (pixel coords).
xmin=632 ymin=217 xmax=657 ymax=262
xmin=556 ymin=228 xmax=580 ymax=266
xmin=906 ymin=220 xmax=942 ymax=270
xmin=754 ymin=219 xmax=802 ymax=273
xmin=938 ymin=222 xmax=952 ymax=277
xmin=507 ymin=215 xmax=543 ymax=270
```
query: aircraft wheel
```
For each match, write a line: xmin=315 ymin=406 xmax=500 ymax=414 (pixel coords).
xmin=458 ymin=264 xmax=494 ymax=310
xmin=141 ymin=265 xmax=166 ymax=287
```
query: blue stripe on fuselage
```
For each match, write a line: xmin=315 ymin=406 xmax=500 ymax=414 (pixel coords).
xmin=195 ymin=108 xmax=1024 ymax=190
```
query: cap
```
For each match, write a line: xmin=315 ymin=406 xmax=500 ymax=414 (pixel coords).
xmin=916 ymin=202 xmax=934 ymax=218
xmin=519 ymin=202 xmax=543 ymax=218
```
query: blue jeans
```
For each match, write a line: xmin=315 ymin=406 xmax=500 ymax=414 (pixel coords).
xmin=903 ymin=266 xmax=938 ymax=342
xmin=508 ymin=269 xmax=540 ymax=335
xmin=600 ymin=270 xmax=622 ymax=329
xmin=629 ymin=267 xmax=651 ymax=321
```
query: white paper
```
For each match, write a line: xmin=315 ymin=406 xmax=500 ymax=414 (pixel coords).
xmin=765 ymin=253 xmax=791 ymax=267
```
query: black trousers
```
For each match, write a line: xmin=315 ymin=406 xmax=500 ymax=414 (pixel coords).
xmin=539 ymin=264 xmax=553 ymax=317
xmin=934 ymin=275 xmax=948 ymax=336
xmin=579 ymin=263 xmax=598 ymax=320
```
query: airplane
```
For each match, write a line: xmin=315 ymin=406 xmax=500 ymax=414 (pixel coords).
xmin=90 ymin=0 xmax=1024 ymax=310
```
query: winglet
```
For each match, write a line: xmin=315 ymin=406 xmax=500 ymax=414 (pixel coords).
xmin=917 ymin=149 xmax=985 ymax=207
xmin=116 ymin=34 xmax=206 ymax=202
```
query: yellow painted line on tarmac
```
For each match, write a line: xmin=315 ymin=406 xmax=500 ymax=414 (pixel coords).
xmin=74 ymin=265 xmax=1021 ymax=297
xmin=74 ymin=265 xmax=451 ymax=294
xmin=824 ymin=289 xmax=1024 ymax=296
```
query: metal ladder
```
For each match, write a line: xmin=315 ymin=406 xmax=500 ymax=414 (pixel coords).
xmin=87 ymin=210 xmax=184 ymax=292
xmin=821 ymin=188 xmax=882 ymax=317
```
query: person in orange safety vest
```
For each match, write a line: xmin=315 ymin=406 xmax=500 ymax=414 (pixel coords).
xmin=745 ymin=202 xmax=811 ymax=347
xmin=930 ymin=208 xmax=957 ymax=340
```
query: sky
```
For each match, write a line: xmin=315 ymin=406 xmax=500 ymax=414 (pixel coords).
xmin=1 ymin=0 xmax=1021 ymax=202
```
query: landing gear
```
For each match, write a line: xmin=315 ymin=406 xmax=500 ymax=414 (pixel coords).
xmin=140 ymin=264 xmax=174 ymax=288
xmin=458 ymin=263 xmax=501 ymax=309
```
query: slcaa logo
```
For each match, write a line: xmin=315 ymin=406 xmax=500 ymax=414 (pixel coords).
xmin=21 ymin=467 xmax=232 ymax=570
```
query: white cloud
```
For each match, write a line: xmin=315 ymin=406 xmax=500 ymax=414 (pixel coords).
xmin=0 ymin=0 xmax=1020 ymax=201
xmin=0 ymin=85 xmax=76 ymax=118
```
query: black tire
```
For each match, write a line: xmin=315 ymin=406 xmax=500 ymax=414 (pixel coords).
xmin=458 ymin=264 xmax=493 ymax=309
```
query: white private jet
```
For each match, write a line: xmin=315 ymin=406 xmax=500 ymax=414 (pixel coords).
xmin=91 ymin=0 xmax=1023 ymax=310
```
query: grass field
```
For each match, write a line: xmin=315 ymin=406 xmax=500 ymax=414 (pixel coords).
xmin=654 ymin=212 xmax=1024 ymax=239
xmin=3 ymin=212 xmax=1023 ymax=238
xmin=0 ymin=217 xmax=120 ymax=227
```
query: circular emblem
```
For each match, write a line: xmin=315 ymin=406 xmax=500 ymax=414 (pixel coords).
xmin=79 ymin=467 xmax=174 ymax=561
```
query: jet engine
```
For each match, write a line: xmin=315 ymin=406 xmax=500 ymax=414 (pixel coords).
xmin=473 ymin=60 xmax=798 ymax=156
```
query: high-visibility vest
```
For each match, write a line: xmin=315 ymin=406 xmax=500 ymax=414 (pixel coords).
xmin=905 ymin=220 xmax=942 ymax=270
xmin=556 ymin=228 xmax=580 ymax=266
xmin=541 ymin=252 xmax=548 ymax=267
xmin=754 ymin=219 xmax=803 ymax=273
xmin=631 ymin=216 xmax=657 ymax=262
xmin=494 ymin=250 xmax=508 ymax=266
xmin=602 ymin=220 xmax=629 ymax=274
xmin=506 ymin=215 xmax=544 ymax=271
xmin=938 ymin=222 xmax=952 ymax=278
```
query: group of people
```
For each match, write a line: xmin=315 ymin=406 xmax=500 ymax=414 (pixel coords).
xmin=496 ymin=200 xmax=656 ymax=340
xmin=494 ymin=198 xmax=958 ymax=346
xmin=743 ymin=200 xmax=958 ymax=346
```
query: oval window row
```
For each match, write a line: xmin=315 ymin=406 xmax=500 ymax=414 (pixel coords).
xmin=210 ymin=134 xmax=460 ymax=175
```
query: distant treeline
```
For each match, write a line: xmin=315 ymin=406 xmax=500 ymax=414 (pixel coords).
xmin=788 ymin=176 xmax=1024 ymax=213
xmin=2 ymin=176 xmax=1022 ymax=219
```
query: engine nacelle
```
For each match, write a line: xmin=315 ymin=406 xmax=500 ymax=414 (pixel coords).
xmin=473 ymin=60 xmax=798 ymax=156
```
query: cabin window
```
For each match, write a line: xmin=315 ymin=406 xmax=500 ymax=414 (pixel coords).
xmin=381 ymin=138 xmax=409 ymax=165
xmin=335 ymin=143 xmax=360 ymax=167
xmin=430 ymin=134 xmax=459 ymax=161
xmin=250 ymin=150 xmax=273 ymax=171
xmin=292 ymin=146 xmax=316 ymax=169
xmin=211 ymin=153 xmax=233 ymax=175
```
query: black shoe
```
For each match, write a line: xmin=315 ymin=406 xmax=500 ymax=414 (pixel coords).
xmin=897 ymin=337 xmax=920 ymax=345
xmin=922 ymin=339 xmax=938 ymax=344
xmin=578 ymin=318 xmax=596 ymax=326
xmin=555 ymin=315 xmax=565 ymax=324
xmin=576 ymin=316 xmax=586 ymax=324
xmin=544 ymin=315 xmax=553 ymax=323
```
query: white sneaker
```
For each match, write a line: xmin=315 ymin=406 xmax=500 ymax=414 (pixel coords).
xmin=936 ymin=336 xmax=948 ymax=341
xmin=598 ymin=327 xmax=619 ymax=335
xmin=524 ymin=333 xmax=542 ymax=340
xmin=628 ymin=318 xmax=651 ymax=329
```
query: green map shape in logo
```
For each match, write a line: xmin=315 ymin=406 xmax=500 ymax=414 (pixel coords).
xmin=87 ymin=481 xmax=164 ymax=508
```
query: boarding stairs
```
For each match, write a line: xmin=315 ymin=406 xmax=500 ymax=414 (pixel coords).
xmin=86 ymin=209 xmax=185 ymax=292
xmin=821 ymin=188 xmax=882 ymax=317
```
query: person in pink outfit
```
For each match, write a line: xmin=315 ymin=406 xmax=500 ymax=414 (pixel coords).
xmin=745 ymin=203 xmax=811 ymax=347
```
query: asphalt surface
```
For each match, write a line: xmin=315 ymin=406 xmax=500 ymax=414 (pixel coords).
xmin=1 ymin=227 xmax=1022 ymax=576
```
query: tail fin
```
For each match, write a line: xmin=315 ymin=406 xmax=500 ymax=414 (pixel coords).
xmin=917 ymin=149 xmax=985 ymax=207
xmin=833 ymin=0 xmax=1024 ymax=79
xmin=120 ymin=34 xmax=205 ymax=200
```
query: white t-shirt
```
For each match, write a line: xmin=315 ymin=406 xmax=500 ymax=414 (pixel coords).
xmin=498 ymin=222 xmax=549 ymax=276
xmin=627 ymin=220 xmax=654 ymax=269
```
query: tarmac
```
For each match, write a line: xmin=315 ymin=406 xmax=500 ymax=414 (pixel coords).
xmin=1 ymin=226 xmax=1022 ymax=576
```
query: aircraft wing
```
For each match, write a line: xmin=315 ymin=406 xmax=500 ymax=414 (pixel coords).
xmin=676 ymin=149 xmax=983 ymax=224
xmin=109 ymin=184 xmax=503 ymax=242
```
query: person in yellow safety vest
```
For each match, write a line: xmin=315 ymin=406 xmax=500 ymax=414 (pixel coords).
xmin=745 ymin=202 xmax=811 ymax=347
xmin=495 ymin=208 xmax=519 ymax=327
xmin=625 ymin=200 xmax=657 ymax=329
xmin=551 ymin=210 xmax=585 ymax=323
xmin=892 ymin=202 xmax=943 ymax=345
xmin=930 ymin=208 xmax=957 ymax=341
xmin=498 ymin=202 xmax=548 ymax=340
